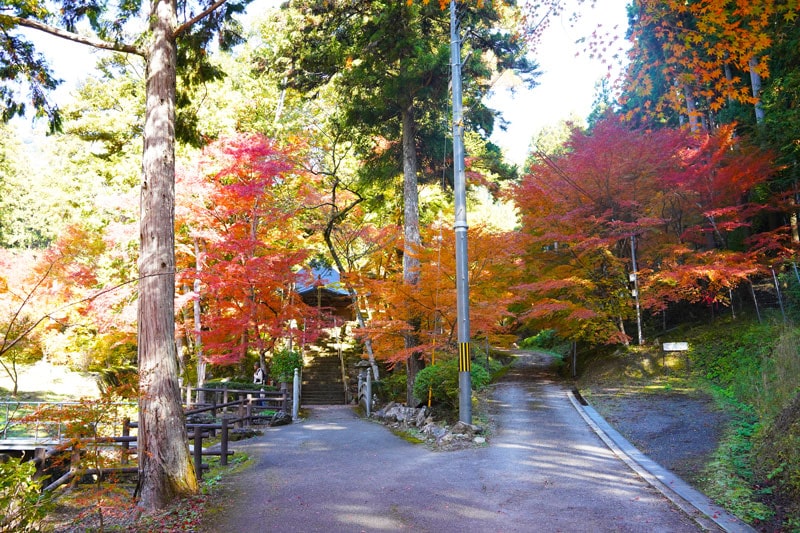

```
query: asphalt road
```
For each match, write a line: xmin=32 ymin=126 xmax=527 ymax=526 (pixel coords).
xmin=201 ymin=353 xmax=701 ymax=532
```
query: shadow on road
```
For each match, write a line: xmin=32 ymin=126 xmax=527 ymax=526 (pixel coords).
xmin=201 ymin=351 xmax=701 ymax=533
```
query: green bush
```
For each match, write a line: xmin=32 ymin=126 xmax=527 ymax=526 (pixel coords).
xmin=519 ymin=329 xmax=559 ymax=349
xmin=412 ymin=358 xmax=491 ymax=410
xmin=0 ymin=456 xmax=51 ymax=532
xmin=270 ymin=349 xmax=303 ymax=383
xmin=373 ymin=368 xmax=408 ymax=403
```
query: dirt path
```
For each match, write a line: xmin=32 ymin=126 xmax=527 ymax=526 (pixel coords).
xmin=201 ymin=352 xmax=702 ymax=532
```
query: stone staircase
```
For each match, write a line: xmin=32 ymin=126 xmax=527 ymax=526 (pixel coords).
xmin=302 ymin=354 xmax=346 ymax=405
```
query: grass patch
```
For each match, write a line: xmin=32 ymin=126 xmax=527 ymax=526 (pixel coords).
xmin=698 ymin=391 xmax=773 ymax=524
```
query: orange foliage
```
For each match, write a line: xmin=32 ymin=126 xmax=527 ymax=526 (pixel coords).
xmin=512 ymin=116 xmax=779 ymax=343
xmin=353 ymin=220 xmax=523 ymax=366
xmin=621 ymin=0 xmax=800 ymax=123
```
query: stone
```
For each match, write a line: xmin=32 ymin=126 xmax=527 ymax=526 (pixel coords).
xmin=414 ymin=407 xmax=428 ymax=428
xmin=375 ymin=404 xmax=428 ymax=427
xmin=473 ymin=436 xmax=486 ymax=445
xmin=269 ymin=410 xmax=293 ymax=426
xmin=451 ymin=421 xmax=482 ymax=436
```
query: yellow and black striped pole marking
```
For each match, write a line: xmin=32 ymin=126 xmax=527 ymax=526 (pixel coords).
xmin=458 ymin=342 xmax=471 ymax=372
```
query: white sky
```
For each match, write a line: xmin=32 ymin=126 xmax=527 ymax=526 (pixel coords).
xmin=18 ymin=0 xmax=630 ymax=165
xmin=487 ymin=0 xmax=631 ymax=164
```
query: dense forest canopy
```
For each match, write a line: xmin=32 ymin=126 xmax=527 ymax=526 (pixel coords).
xmin=1 ymin=0 xmax=800 ymax=520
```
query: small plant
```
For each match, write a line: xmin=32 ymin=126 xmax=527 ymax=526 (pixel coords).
xmin=519 ymin=329 xmax=558 ymax=349
xmin=0 ymin=456 xmax=51 ymax=532
xmin=270 ymin=349 xmax=303 ymax=383
xmin=413 ymin=357 xmax=491 ymax=411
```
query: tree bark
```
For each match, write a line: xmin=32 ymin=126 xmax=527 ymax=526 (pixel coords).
xmin=401 ymin=105 xmax=424 ymax=406
xmin=193 ymin=238 xmax=206 ymax=403
xmin=683 ymin=83 xmax=700 ymax=133
xmin=749 ymin=57 xmax=765 ymax=124
xmin=136 ymin=0 xmax=197 ymax=510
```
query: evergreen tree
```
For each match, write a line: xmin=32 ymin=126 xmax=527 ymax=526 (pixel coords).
xmin=0 ymin=0 xmax=251 ymax=511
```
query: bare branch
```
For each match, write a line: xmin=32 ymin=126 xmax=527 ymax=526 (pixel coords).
xmin=0 ymin=271 xmax=173 ymax=359
xmin=0 ymin=14 xmax=144 ymax=56
xmin=173 ymin=0 xmax=228 ymax=38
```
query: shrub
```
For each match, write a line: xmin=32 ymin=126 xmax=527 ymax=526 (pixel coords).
xmin=373 ymin=368 xmax=407 ymax=403
xmin=0 ymin=456 xmax=51 ymax=532
xmin=270 ymin=349 xmax=303 ymax=383
xmin=412 ymin=358 xmax=491 ymax=410
xmin=519 ymin=329 xmax=559 ymax=350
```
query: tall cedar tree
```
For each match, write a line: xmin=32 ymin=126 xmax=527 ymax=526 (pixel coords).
xmin=0 ymin=0 xmax=251 ymax=510
xmin=275 ymin=0 xmax=535 ymax=403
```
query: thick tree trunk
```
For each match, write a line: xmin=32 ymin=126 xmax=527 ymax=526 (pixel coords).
xmin=401 ymin=106 xmax=424 ymax=406
xmin=683 ymin=83 xmax=700 ymax=133
xmin=137 ymin=0 xmax=197 ymax=511
xmin=749 ymin=57 xmax=765 ymax=124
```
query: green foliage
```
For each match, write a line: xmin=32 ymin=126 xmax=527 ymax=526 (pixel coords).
xmin=0 ymin=456 xmax=51 ymax=532
xmin=688 ymin=321 xmax=773 ymax=401
xmin=755 ymin=392 xmax=800 ymax=520
xmin=519 ymin=329 xmax=559 ymax=350
xmin=269 ymin=349 xmax=303 ymax=383
xmin=412 ymin=357 xmax=491 ymax=411
xmin=700 ymin=402 xmax=773 ymax=524
xmin=518 ymin=329 xmax=571 ymax=361
xmin=373 ymin=369 xmax=408 ymax=404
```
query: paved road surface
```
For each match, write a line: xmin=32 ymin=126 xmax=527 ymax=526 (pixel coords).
xmin=202 ymin=353 xmax=701 ymax=532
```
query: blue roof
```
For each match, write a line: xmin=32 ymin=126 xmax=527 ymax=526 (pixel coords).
xmin=295 ymin=266 xmax=349 ymax=296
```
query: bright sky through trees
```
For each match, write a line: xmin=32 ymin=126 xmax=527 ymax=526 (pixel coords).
xmin=488 ymin=0 xmax=630 ymax=164
xmin=17 ymin=0 xmax=630 ymax=166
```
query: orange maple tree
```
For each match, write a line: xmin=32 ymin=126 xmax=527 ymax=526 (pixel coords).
xmin=621 ymin=0 xmax=800 ymax=126
xmin=176 ymin=134 xmax=322 ymax=367
xmin=355 ymin=219 xmax=523 ymax=366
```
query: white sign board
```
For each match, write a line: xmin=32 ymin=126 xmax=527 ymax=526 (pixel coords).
xmin=662 ymin=342 xmax=689 ymax=352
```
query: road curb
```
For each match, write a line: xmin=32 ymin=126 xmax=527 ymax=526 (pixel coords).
xmin=567 ymin=390 xmax=756 ymax=533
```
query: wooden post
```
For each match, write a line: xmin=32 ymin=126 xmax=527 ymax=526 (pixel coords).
xmin=193 ymin=426 xmax=203 ymax=481
xmin=69 ymin=447 xmax=81 ymax=487
xmin=33 ymin=447 xmax=47 ymax=479
xmin=223 ymin=387 xmax=229 ymax=413
xmin=121 ymin=418 xmax=130 ymax=465
xmin=220 ymin=418 xmax=228 ymax=467
xmin=281 ymin=383 xmax=288 ymax=412
xmin=236 ymin=405 xmax=245 ymax=429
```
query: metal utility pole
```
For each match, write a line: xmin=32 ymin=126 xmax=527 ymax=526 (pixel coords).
xmin=451 ymin=0 xmax=471 ymax=424
xmin=630 ymin=235 xmax=643 ymax=345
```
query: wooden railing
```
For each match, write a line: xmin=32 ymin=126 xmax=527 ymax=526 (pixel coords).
xmin=7 ymin=390 xmax=294 ymax=490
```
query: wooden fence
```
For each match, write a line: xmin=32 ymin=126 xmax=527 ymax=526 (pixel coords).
xmin=2 ymin=388 xmax=294 ymax=491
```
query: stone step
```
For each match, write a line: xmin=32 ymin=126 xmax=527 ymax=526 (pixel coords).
xmin=302 ymin=355 xmax=346 ymax=405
